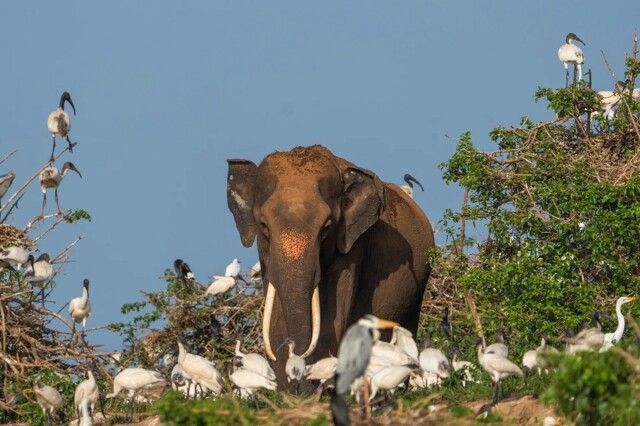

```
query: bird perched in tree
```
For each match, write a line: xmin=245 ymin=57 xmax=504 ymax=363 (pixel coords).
xmin=34 ymin=383 xmax=62 ymax=425
xmin=0 ymin=170 xmax=16 ymax=205
xmin=332 ymin=315 xmax=398 ymax=424
xmin=558 ymin=33 xmax=585 ymax=87
xmin=69 ymin=279 xmax=92 ymax=336
xmin=174 ymin=258 xmax=195 ymax=284
xmin=0 ymin=246 xmax=29 ymax=271
xmin=22 ymin=253 xmax=54 ymax=293
xmin=225 ymin=258 xmax=242 ymax=278
xmin=38 ymin=162 xmax=82 ymax=219
xmin=105 ymin=367 xmax=166 ymax=422
xmin=400 ymin=174 xmax=425 ymax=199
xmin=47 ymin=91 xmax=77 ymax=162
xmin=205 ymin=275 xmax=238 ymax=297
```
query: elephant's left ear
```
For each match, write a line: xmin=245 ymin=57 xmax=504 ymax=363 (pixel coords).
xmin=337 ymin=167 xmax=386 ymax=254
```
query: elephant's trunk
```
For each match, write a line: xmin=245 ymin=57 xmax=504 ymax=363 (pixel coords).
xmin=263 ymin=282 xmax=320 ymax=361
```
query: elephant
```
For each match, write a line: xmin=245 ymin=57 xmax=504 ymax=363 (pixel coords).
xmin=227 ymin=145 xmax=434 ymax=387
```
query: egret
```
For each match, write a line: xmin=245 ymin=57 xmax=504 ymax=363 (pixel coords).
xmin=74 ymin=370 xmax=99 ymax=425
xmin=205 ymin=275 xmax=237 ymax=297
xmin=47 ymin=91 xmax=77 ymax=161
xmin=418 ymin=332 xmax=450 ymax=387
xmin=0 ymin=170 xmax=16 ymax=204
xmin=400 ymin=174 xmax=424 ymax=199
xmin=234 ymin=337 xmax=276 ymax=381
xmin=558 ymin=33 xmax=585 ymax=86
xmin=485 ymin=328 xmax=509 ymax=358
xmin=390 ymin=325 xmax=419 ymax=361
xmin=283 ymin=338 xmax=306 ymax=387
xmin=34 ymin=383 xmax=62 ymax=425
xmin=69 ymin=278 xmax=91 ymax=335
xmin=177 ymin=340 xmax=224 ymax=396
xmin=332 ymin=315 xmax=398 ymax=423
xmin=174 ymin=258 xmax=195 ymax=283
xmin=39 ymin=161 xmax=82 ymax=218
xmin=600 ymin=296 xmax=636 ymax=351
xmin=105 ymin=367 xmax=166 ymax=421
xmin=476 ymin=337 xmax=523 ymax=404
xmin=225 ymin=258 xmax=242 ymax=278
xmin=0 ymin=246 xmax=29 ymax=271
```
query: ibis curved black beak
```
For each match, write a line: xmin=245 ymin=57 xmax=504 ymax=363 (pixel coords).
xmin=573 ymin=35 xmax=585 ymax=46
xmin=63 ymin=162 xmax=82 ymax=178
xmin=404 ymin=173 xmax=425 ymax=192
xmin=60 ymin=91 xmax=76 ymax=116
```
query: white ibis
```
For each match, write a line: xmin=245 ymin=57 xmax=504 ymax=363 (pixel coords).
xmin=39 ymin=161 xmax=82 ymax=218
xmin=0 ymin=170 xmax=16 ymax=204
xmin=176 ymin=340 xmax=224 ymax=397
xmin=418 ymin=333 xmax=450 ymax=386
xmin=69 ymin=279 xmax=92 ymax=335
xmin=171 ymin=363 xmax=196 ymax=398
xmin=34 ymin=383 xmax=62 ymax=425
xmin=22 ymin=253 xmax=54 ymax=291
xmin=400 ymin=174 xmax=424 ymax=199
xmin=485 ymin=328 xmax=509 ymax=358
xmin=47 ymin=91 xmax=77 ymax=162
xmin=284 ymin=338 xmax=306 ymax=385
xmin=562 ymin=311 xmax=605 ymax=353
xmin=600 ymin=296 xmax=636 ymax=351
xmin=368 ymin=364 xmax=419 ymax=402
xmin=230 ymin=358 xmax=277 ymax=399
xmin=558 ymin=33 xmax=585 ymax=86
xmin=73 ymin=370 xmax=99 ymax=425
xmin=476 ymin=338 xmax=523 ymax=404
xmin=304 ymin=355 xmax=338 ymax=384
xmin=234 ymin=337 xmax=276 ymax=381
xmin=390 ymin=325 xmax=419 ymax=361
xmin=105 ymin=367 xmax=166 ymax=421
xmin=0 ymin=246 xmax=29 ymax=271
xmin=205 ymin=275 xmax=237 ymax=297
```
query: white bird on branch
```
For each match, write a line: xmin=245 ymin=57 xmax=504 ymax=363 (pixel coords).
xmin=69 ymin=278 xmax=92 ymax=335
xmin=38 ymin=161 xmax=82 ymax=219
xmin=47 ymin=91 xmax=77 ymax=162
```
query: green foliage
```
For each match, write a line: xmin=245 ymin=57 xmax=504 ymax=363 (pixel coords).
xmin=62 ymin=208 xmax=92 ymax=223
xmin=543 ymin=350 xmax=640 ymax=425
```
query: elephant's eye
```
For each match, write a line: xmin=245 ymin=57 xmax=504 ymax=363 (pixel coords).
xmin=321 ymin=220 xmax=332 ymax=240
xmin=260 ymin=219 xmax=270 ymax=240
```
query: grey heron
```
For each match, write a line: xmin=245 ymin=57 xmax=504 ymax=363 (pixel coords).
xmin=0 ymin=170 xmax=16 ymax=204
xmin=558 ymin=33 xmax=585 ymax=86
xmin=69 ymin=278 xmax=92 ymax=336
xmin=332 ymin=315 xmax=398 ymax=424
xmin=38 ymin=161 xmax=82 ymax=218
xmin=600 ymin=296 xmax=636 ymax=351
xmin=47 ymin=91 xmax=77 ymax=162
xmin=400 ymin=174 xmax=424 ymax=199
xmin=105 ymin=367 xmax=166 ymax=421
xmin=34 ymin=383 xmax=62 ymax=425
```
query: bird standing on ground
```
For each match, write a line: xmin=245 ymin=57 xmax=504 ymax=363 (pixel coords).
xmin=225 ymin=258 xmax=242 ymax=278
xmin=400 ymin=174 xmax=425 ymax=199
xmin=177 ymin=340 xmax=224 ymax=397
xmin=390 ymin=325 xmax=419 ymax=361
xmin=74 ymin=370 xmax=99 ymax=425
xmin=47 ymin=91 xmax=77 ymax=162
xmin=34 ymin=383 xmax=62 ymax=425
xmin=562 ymin=310 xmax=605 ymax=353
xmin=332 ymin=315 xmax=398 ymax=424
xmin=105 ymin=367 xmax=166 ymax=421
xmin=485 ymin=328 xmax=509 ymax=358
xmin=558 ymin=33 xmax=585 ymax=87
xmin=284 ymin=339 xmax=306 ymax=387
xmin=476 ymin=337 xmax=523 ymax=405
xmin=230 ymin=357 xmax=278 ymax=399
xmin=0 ymin=170 xmax=16 ymax=205
xmin=38 ymin=162 xmax=82 ymax=218
xmin=601 ymin=296 xmax=636 ymax=351
xmin=234 ymin=337 xmax=276 ymax=381
xmin=69 ymin=279 xmax=92 ymax=335
xmin=418 ymin=332 xmax=450 ymax=387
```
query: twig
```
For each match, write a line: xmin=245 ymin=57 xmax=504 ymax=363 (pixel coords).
xmin=601 ymin=49 xmax=640 ymax=142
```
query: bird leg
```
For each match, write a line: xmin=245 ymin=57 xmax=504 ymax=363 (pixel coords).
xmin=573 ymin=66 xmax=578 ymax=85
xmin=127 ymin=394 xmax=136 ymax=423
xmin=362 ymin=377 xmax=371 ymax=419
xmin=565 ymin=69 xmax=570 ymax=87
xmin=37 ymin=193 xmax=48 ymax=222
xmin=50 ymin=136 xmax=56 ymax=163
xmin=54 ymin=189 xmax=62 ymax=216
xmin=66 ymin=135 xmax=76 ymax=153
xmin=492 ymin=381 xmax=500 ymax=404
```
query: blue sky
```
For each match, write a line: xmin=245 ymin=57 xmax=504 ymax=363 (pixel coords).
xmin=1 ymin=2 xmax=638 ymax=352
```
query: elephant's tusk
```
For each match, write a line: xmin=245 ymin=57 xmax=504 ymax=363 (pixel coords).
xmin=301 ymin=286 xmax=321 ymax=359
xmin=263 ymin=282 xmax=277 ymax=361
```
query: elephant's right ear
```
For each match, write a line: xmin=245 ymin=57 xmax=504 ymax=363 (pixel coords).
xmin=227 ymin=159 xmax=258 ymax=247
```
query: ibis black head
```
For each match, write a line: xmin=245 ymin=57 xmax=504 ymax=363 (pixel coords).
xmin=59 ymin=92 xmax=76 ymax=116
xmin=62 ymin=162 xmax=82 ymax=178
xmin=403 ymin=174 xmax=424 ymax=192
xmin=37 ymin=253 xmax=50 ymax=263
xmin=83 ymin=278 xmax=90 ymax=290
xmin=566 ymin=33 xmax=585 ymax=46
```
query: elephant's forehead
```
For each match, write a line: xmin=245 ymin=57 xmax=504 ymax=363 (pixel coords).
xmin=260 ymin=148 xmax=339 ymax=179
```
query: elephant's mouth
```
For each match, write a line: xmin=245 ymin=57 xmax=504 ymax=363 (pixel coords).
xmin=263 ymin=281 xmax=321 ymax=361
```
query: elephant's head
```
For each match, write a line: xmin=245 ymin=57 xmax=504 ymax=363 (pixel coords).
xmin=227 ymin=145 xmax=385 ymax=362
